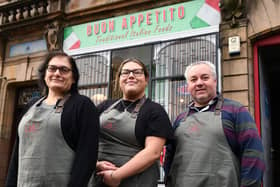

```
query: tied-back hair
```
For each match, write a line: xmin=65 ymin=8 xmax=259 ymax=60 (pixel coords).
xmin=114 ymin=58 xmax=149 ymax=93
xmin=38 ymin=51 xmax=80 ymax=95
xmin=184 ymin=61 xmax=216 ymax=81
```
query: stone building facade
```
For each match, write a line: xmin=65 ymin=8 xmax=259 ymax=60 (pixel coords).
xmin=0 ymin=0 xmax=278 ymax=186
xmin=220 ymin=1 xmax=280 ymax=186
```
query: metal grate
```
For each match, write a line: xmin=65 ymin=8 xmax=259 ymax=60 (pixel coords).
xmin=152 ymin=33 xmax=218 ymax=123
xmin=75 ymin=51 xmax=110 ymax=105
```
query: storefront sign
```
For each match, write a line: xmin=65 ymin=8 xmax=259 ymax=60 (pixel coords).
xmin=63 ymin=0 xmax=220 ymax=53
xmin=228 ymin=36 xmax=240 ymax=55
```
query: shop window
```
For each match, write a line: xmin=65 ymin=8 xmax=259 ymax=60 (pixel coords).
xmin=75 ymin=51 xmax=110 ymax=105
xmin=152 ymin=33 xmax=218 ymax=123
xmin=9 ymin=39 xmax=47 ymax=57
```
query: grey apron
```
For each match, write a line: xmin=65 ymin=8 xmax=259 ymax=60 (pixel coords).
xmin=167 ymin=96 xmax=240 ymax=187
xmin=18 ymin=96 xmax=74 ymax=187
xmin=94 ymin=97 xmax=159 ymax=187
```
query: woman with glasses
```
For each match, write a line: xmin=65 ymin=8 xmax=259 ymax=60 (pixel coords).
xmin=6 ymin=51 xmax=99 ymax=187
xmin=93 ymin=58 xmax=173 ymax=187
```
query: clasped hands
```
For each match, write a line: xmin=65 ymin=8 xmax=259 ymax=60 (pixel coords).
xmin=96 ymin=161 xmax=121 ymax=187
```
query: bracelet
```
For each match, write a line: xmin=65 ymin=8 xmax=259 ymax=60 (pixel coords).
xmin=110 ymin=171 xmax=114 ymax=178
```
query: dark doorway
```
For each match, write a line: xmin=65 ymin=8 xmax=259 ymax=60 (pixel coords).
xmin=9 ymin=86 xmax=41 ymax=160
xmin=259 ymin=44 xmax=280 ymax=187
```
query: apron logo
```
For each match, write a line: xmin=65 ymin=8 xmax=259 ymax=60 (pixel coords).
xmin=24 ymin=122 xmax=39 ymax=133
xmin=187 ymin=122 xmax=200 ymax=136
xmin=103 ymin=123 xmax=113 ymax=130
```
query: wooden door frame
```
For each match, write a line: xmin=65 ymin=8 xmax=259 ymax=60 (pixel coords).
xmin=253 ymin=34 xmax=280 ymax=134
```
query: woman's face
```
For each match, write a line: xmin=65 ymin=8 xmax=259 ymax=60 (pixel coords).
xmin=119 ymin=61 xmax=148 ymax=101
xmin=44 ymin=56 xmax=75 ymax=95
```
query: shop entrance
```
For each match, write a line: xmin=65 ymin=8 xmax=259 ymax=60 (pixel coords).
xmin=255 ymin=37 xmax=280 ymax=187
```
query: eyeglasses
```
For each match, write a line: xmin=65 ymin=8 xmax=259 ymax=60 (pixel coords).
xmin=47 ymin=65 xmax=72 ymax=74
xmin=120 ymin=69 xmax=144 ymax=77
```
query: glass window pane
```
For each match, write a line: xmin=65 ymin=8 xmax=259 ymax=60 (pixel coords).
xmin=152 ymin=79 xmax=191 ymax=123
xmin=17 ymin=86 xmax=41 ymax=106
xmin=74 ymin=51 xmax=110 ymax=105
xmin=76 ymin=52 xmax=110 ymax=86
xmin=152 ymin=33 xmax=218 ymax=122
xmin=153 ymin=34 xmax=217 ymax=78
xmin=79 ymin=86 xmax=108 ymax=105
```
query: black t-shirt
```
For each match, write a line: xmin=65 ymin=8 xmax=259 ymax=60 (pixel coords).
xmin=98 ymin=98 xmax=173 ymax=147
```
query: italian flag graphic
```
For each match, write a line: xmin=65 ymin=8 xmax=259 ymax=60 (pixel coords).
xmin=190 ymin=0 xmax=220 ymax=29
xmin=63 ymin=27 xmax=81 ymax=50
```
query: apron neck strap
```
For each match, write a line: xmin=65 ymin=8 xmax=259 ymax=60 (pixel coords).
xmin=181 ymin=107 xmax=190 ymax=122
xmin=182 ymin=95 xmax=224 ymax=120
xmin=131 ymin=96 xmax=146 ymax=118
xmin=35 ymin=96 xmax=47 ymax=107
xmin=55 ymin=94 xmax=71 ymax=113
xmin=104 ymin=96 xmax=146 ymax=117
xmin=214 ymin=95 xmax=224 ymax=115
xmin=104 ymin=99 xmax=122 ymax=113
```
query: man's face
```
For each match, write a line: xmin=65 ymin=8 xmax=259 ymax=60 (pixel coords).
xmin=187 ymin=64 xmax=217 ymax=107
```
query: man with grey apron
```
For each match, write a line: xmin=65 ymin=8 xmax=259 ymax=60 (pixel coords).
xmin=165 ymin=61 xmax=264 ymax=187
xmin=167 ymin=96 xmax=240 ymax=186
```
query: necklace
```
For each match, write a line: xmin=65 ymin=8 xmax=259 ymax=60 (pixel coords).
xmin=121 ymin=99 xmax=135 ymax=111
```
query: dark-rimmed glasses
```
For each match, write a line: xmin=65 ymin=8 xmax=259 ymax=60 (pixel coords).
xmin=47 ymin=65 xmax=72 ymax=74
xmin=120 ymin=69 xmax=144 ymax=78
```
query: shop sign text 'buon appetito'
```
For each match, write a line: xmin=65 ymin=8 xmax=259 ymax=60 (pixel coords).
xmin=63 ymin=0 xmax=220 ymax=52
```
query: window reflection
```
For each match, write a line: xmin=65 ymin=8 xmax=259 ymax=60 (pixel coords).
xmin=152 ymin=34 xmax=217 ymax=122
xmin=17 ymin=86 xmax=41 ymax=106
xmin=75 ymin=52 xmax=110 ymax=105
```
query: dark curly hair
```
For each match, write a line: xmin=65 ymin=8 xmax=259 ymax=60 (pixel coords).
xmin=38 ymin=51 xmax=80 ymax=95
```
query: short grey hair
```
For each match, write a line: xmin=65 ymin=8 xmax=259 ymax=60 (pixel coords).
xmin=184 ymin=61 xmax=217 ymax=81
